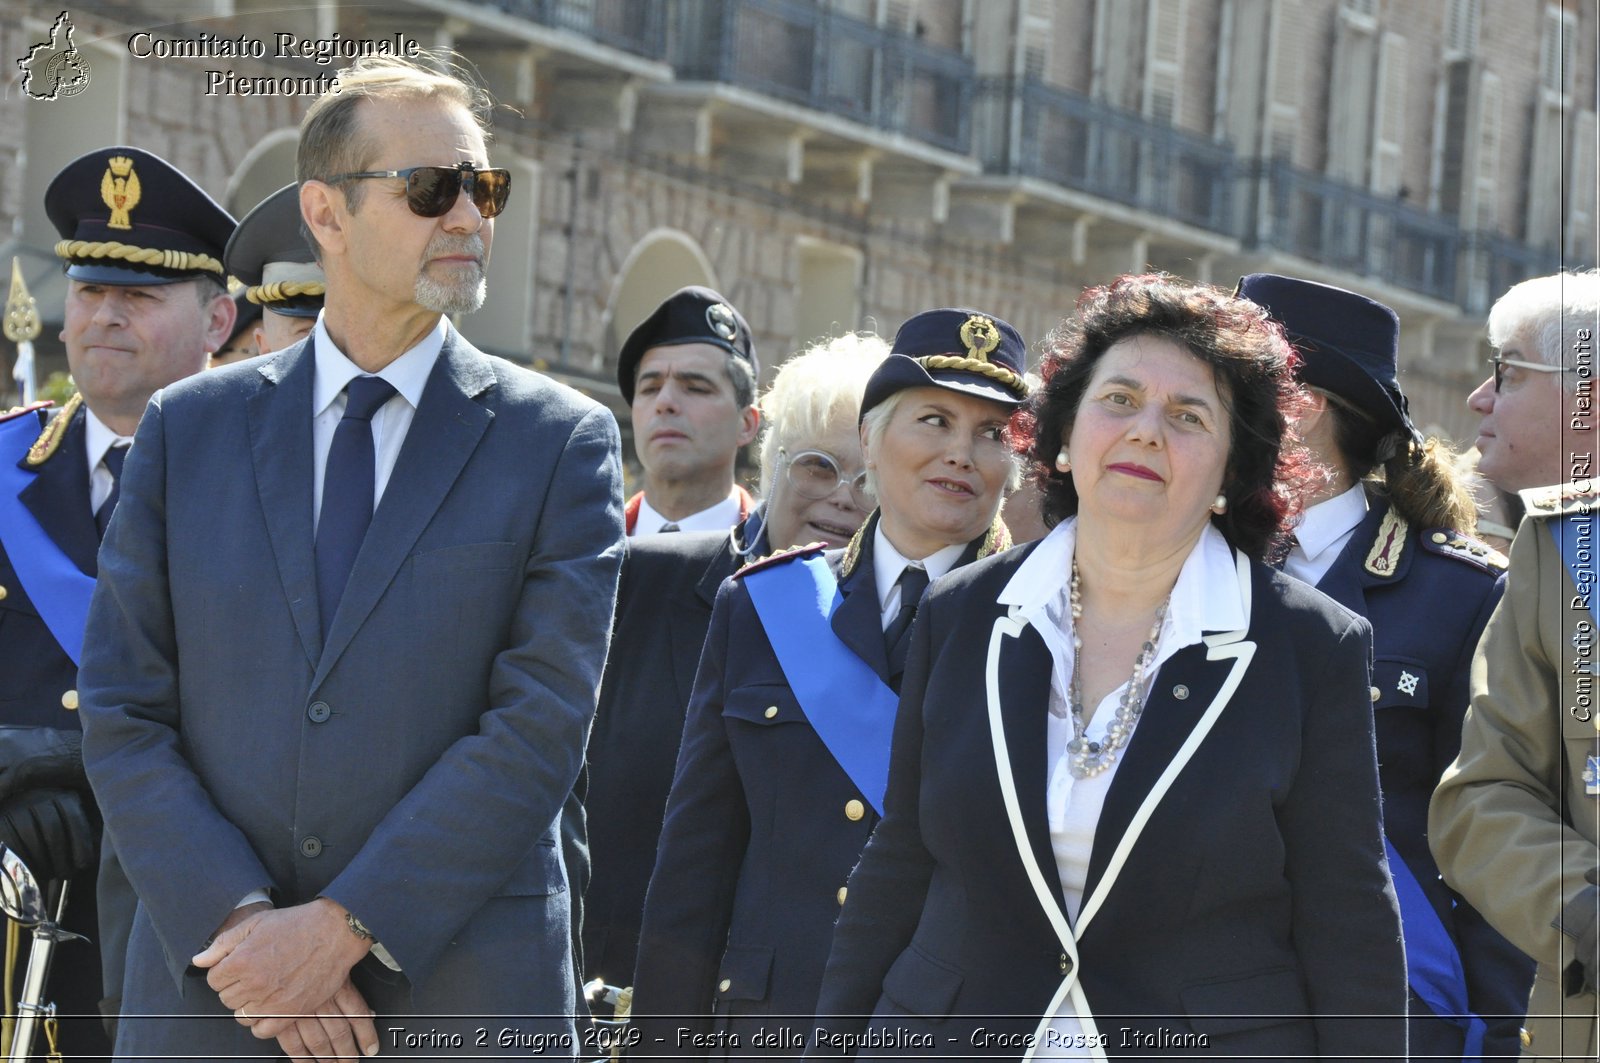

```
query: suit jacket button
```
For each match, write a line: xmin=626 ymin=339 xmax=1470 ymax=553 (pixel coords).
xmin=1059 ymin=952 xmax=1070 ymax=973
xmin=717 ymin=979 xmax=731 ymax=993
xmin=1370 ymin=686 xmax=1381 ymax=703
xmin=308 ymin=701 xmax=332 ymax=723
xmin=300 ymin=836 xmax=323 ymax=858
xmin=836 ymin=887 xmax=848 ymax=906
xmin=1519 ymin=1028 xmax=1532 ymax=1048
xmin=844 ymin=799 xmax=865 ymax=821
xmin=60 ymin=689 xmax=78 ymax=711
xmin=764 ymin=706 xmax=778 ymax=719
xmin=1171 ymin=684 xmax=1189 ymax=700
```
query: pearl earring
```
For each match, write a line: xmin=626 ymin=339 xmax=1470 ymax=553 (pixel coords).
xmin=1055 ymin=448 xmax=1071 ymax=472
xmin=1211 ymin=494 xmax=1227 ymax=514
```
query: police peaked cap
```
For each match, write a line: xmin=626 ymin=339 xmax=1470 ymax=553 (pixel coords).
xmin=46 ymin=145 xmax=235 ymax=286
xmin=860 ymin=308 xmax=1031 ymax=421
xmin=617 ymin=286 xmax=757 ymax=404
xmin=225 ymin=183 xmax=325 ymax=319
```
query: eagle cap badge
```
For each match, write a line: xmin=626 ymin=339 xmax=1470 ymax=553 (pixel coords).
xmin=101 ymin=155 xmax=140 ymax=231
xmin=959 ymin=314 xmax=1001 ymax=363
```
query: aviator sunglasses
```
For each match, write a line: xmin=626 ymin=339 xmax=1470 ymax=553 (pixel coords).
xmin=327 ymin=161 xmax=512 ymax=219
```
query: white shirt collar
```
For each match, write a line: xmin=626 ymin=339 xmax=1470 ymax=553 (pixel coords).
xmin=635 ymin=491 xmax=745 ymax=535
xmin=872 ymin=521 xmax=967 ymax=614
xmin=1291 ymin=484 xmax=1369 ymax=564
xmin=311 ymin=313 xmax=446 ymax=418
xmin=998 ymin=518 xmax=1247 ymax=644
xmin=82 ymin=405 xmax=133 ymax=477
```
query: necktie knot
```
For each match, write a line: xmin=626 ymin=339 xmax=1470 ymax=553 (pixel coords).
xmin=343 ymin=376 xmax=397 ymax=423
xmin=896 ymin=565 xmax=930 ymax=608
xmin=102 ymin=443 xmax=129 ymax=481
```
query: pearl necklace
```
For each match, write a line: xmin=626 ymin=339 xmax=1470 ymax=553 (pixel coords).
xmin=1065 ymin=557 xmax=1170 ymax=779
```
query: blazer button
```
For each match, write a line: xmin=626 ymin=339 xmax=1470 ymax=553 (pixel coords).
xmin=60 ymin=689 xmax=79 ymax=711
xmin=1519 ymin=1028 xmax=1532 ymax=1048
xmin=1370 ymin=686 xmax=1381 ymax=703
xmin=717 ymin=979 xmax=731 ymax=993
xmin=307 ymin=701 xmax=332 ymax=723
xmin=836 ymin=887 xmax=848 ymax=906
xmin=1171 ymin=684 xmax=1189 ymax=700
xmin=764 ymin=706 xmax=779 ymax=719
xmin=844 ymin=799 xmax=865 ymax=821
xmin=1058 ymin=952 xmax=1070 ymax=973
xmin=299 ymin=836 xmax=323 ymax=858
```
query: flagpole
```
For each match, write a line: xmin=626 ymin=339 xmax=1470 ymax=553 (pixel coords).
xmin=4 ymin=259 xmax=41 ymax=406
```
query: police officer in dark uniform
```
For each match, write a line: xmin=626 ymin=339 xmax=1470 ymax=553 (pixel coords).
xmin=1239 ymin=273 xmax=1535 ymax=1059
xmin=630 ymin=308 xmax=1027 ymax=1059
xmin=0 ymin=146 xmax=235 ymax=1051
xmin=222 ymin=182 xmax=325 ymax=361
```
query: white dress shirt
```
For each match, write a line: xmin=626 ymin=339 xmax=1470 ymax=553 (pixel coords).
xmin=310 ymin=314 xmax=446 ymax=532
xmin=996 ymin=519 xmax=1247 ymax=1055
xmin=1282 ymin=484 xmax=1368 ymax=587
xmin=871 ymin=524 xmax=965 ymax=630
xmin=633 ymin=491 xmax=745 ymax=535
xmin=83 ymin=407 xmax=134 ymax=513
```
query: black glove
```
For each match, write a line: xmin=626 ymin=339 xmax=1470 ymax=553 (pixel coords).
xmin=0 ymin=787 xmax=97 ymax=883
xmin=0 ymin=727 xmax=89 ymax=802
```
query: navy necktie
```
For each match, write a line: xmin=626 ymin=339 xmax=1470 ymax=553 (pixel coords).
xmin=95 ymin=444 xmax=129 ymax=539
xmin=884 ymin=565 xmax=930 ymax=682
xmin=316 ymin=376 xmax=397 ymax=628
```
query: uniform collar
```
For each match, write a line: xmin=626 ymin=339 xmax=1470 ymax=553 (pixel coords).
xmin=635 ymin=489 xmax=745 ymax=535
xmin=82 ymin=404 xmax=133 ymax=478
xmin=871 ymin=522 xmax=966 ymax=614
xmin=1291 ymin=483 xmax=1369 ymax=563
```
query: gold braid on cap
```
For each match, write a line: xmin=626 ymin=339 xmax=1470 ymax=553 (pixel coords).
xmin=248 ymin=281 xmax=326 ymax=305
xmin=26 ymin=392 xmax=82 ymax=467
xmin=54 ymin=239 xmax=225 ymax=276
xmin=915 ymin=355 xmax=1030 ymax=399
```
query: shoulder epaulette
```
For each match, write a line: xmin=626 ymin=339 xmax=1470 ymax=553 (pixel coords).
xmin=733 ymin=541 xmax=827 ymax=579
xmin=1519 ymin=479 xmax=1599 ymax=519
xmin=1421 ymin=527 xmax=1508 ymax=573
xmin=24 ymin=392 xmax=82 ymax=467
xmin=1364 ymin=508 xmax=1409 ymax=577
xmin=0 ymin=399 xmax=52 ymax=425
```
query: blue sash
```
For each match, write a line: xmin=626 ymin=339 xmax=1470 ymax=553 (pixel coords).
xmin=1554 ymin=512 xmax=1598 ymax=625
xmin=1385 ymin=837 xmax=1486 ymax=1062
xmin=744 ymin=555 xmax=898 ymax=815
xmin=0 ymin=415 xmax=95 ymax=665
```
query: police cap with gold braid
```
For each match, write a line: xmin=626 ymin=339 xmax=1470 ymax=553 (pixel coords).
xmin=860 ymin=307 xmax=1031 ymax=421
xmin=225 ymin=183 xmax=325 ymax=320
xmin=45 ymin=145 xmax=235 ymax=286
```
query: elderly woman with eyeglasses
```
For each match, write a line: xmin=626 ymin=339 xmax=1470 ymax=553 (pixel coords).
xmin=630 ymin=309 xmax=1029 ymax=1060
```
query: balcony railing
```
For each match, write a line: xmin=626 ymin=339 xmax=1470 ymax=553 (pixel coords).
xmin=1459 ymin=231 xmax=1565 ymax=315
xmin=670 ymin=0 xmax=972 ymax=154
xmin=976 ymin=77 xmax=1235 ymax=237
xmin=477 ymin=0 xmax=667 ymax=60
xmin=1245 ymin=160 xmax=1460 ymax=304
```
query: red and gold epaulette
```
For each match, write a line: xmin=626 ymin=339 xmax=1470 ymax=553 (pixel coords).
xmin=733 ymin=541 xmax=827 ymax=579
xmin=1420 ymin=527 xmax=1508 ymax=573
xmin=0 ymin=399 xmax=51 ymax=424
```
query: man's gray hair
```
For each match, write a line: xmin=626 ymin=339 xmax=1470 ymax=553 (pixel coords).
xmin=1487 ymin=269 xmax=1600 ymax=394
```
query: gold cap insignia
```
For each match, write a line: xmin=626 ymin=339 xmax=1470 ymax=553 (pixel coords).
xmin=706 ymin=303 xmax=739 ymax=343
xmin=958 ymin=314 xmax=1001 ymax=363
xmin=100 ymin=155 xmax=141 ymax=231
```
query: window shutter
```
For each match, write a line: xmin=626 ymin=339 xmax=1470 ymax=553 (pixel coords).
xmin=1370 ymin=33 xmax=1407 ymax=194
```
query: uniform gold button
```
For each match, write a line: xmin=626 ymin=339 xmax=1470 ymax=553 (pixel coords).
xmin=61 ymin=689 xmax=79 ymax=711
xmin=1370 ymin=686 xmax=1380 ymax=703
xmin=764 ymin=706 xmax=778 ymax=719
xmin=1519 ymin=1028 xmax=1532 ymax=1048
xmin=1431 ymin=532 xmax=1448 ymax=544
xmin=0 ymin=584 xmax=8 ymax=600
xmin=836 ymin=887 xmax=848 ymax=905
xmin=718 ymin=979 xmax=731 ymax=993
xmin=844 ymin=799 xmax=865 ymax=821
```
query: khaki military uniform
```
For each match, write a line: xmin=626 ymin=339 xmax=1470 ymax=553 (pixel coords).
xmin=1431 ymin=483 xmax=1600 ymax=1061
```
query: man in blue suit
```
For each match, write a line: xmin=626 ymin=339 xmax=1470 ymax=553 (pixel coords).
xmin=78 ymin=54 xmax=624 ymax=1060
xmin=0 ymin=145 xmax=237 ymax=1054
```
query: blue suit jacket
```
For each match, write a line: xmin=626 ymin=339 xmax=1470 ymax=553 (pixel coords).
xmin=813 ymin=543 xmax=1408 ymax=1061
xmin=78 ymin=331 xmax=624 ymax=1049
xmin=1313 ymin=493 xmax=1532 ymax=1058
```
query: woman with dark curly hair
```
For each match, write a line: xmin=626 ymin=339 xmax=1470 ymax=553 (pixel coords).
xmin=810 ymin=274 xmax=1407 ymax=1061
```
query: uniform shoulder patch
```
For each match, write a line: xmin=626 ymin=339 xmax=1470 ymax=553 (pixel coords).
xmin=733 ymin=541 xmax=827 ymax=579
xmin=1520 ymin=480 xmax=1599 ymax=519
xmin=1421 ymin=527 xmax=1509 ymax=573
xmin=0 ymin=399 xmax=51 ymax=424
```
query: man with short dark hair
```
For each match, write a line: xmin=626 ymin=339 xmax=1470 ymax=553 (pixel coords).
xmin=619 ymin=286 xmax=760 ymax=534
xmin=0 ymin=144 xmax=236 ymax=1055
xmin=79 ymin=54 xmax=623 ymax=1058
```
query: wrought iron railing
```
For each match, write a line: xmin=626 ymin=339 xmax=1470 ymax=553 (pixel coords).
xmin=478 ymin=0 xmax=668 ymax=59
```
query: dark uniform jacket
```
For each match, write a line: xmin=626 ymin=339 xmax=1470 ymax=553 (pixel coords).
xmin=583 ymin=514 xmax=766 ymax=986
xmin=812 ymin=539 xmax=1407 ymax=1061
xmin=1312 ymin=491 xmax=1531 ymax=1058
xmin=631 ymin=514 xmax=1005 ymax=1060
xmin=0 ymin=399 xmax=110 ymax=1055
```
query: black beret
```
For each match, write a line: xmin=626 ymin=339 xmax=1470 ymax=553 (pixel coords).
xmin=46 ymin=146 xmax=235 ymax=286
xmin=225 ymin=184 xmax=324 ymax=319
xmin=617 ymin=286 xmax=757 ymax=403
xmin=860 ymin=308 xmax=1031 ymax=421
xmin=1235 ymin=273 xmax=1415 ymax=439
